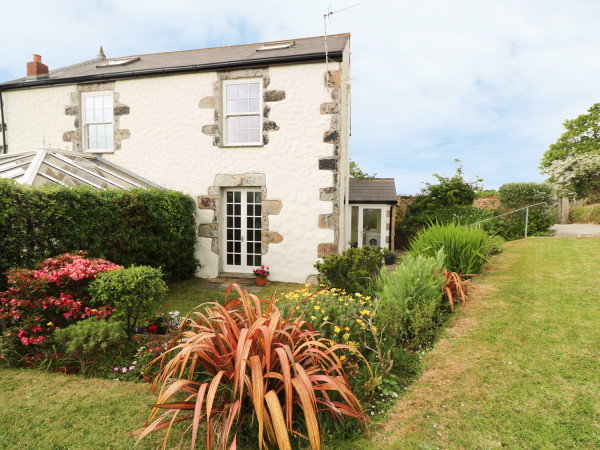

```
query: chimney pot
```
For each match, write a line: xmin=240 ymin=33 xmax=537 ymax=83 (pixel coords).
xmin=27 ymin=54 xmax=49 ymax=78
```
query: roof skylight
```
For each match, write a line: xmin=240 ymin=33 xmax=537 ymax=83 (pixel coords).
xmin=96 ymin=57 xmax=141 ymax=68
xmin=256 ymin=41 xmax=295 ymax=52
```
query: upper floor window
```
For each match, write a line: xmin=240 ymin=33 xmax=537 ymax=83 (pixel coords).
xmin=82 ymin=91 xmax=114 ymax=152
xmin=223 ymin=79 xmax=262 ymax=146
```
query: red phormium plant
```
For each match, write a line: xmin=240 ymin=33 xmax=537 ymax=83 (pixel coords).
xmin=442 ymin=270 xmax=471 ymax=312
xmin=133 ymin=284 xmax=367 ymax=449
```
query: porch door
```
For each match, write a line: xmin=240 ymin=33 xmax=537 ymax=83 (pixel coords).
xmin=350 ymin=205 xmax=386 ymax=248
xmin=223 ymin=189 xmax=262 ymax=273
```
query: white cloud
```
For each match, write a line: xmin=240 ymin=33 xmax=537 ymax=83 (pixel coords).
xmin=2 ymin=0 xmax=600 ymax=193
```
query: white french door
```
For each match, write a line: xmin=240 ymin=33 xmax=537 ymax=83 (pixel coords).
xmin=222 ymin=188 xmax=263 ymax=273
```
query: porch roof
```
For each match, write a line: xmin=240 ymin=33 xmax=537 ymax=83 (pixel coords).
xmin=349 ymin=178 xmax=397 ymax=204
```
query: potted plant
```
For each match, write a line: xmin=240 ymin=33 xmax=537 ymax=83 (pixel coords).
xmin=253 ymin=265 xmax=270 ymax=286
xmin=383 ymin=248 xmax=396 ymax=265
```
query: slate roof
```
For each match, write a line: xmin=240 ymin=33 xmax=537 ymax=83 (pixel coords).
xmin=1 ymin=34 xmax=350 ymax=90
xmin=349 ymin=178 xmax=397 ymax=204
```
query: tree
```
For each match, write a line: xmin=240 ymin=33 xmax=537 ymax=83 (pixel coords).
xmin=540 ymin=103 xmax=600 ymax=169
xmin=541 ymin=152 xmax=600 ymax=199
xmin=349 ymin=159 xmax=376 ymax=179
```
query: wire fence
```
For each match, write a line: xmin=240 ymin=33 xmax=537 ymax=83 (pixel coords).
xmin=469 ymin=202 xmax=548 ymax=238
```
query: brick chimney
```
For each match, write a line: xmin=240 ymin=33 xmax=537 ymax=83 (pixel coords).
xmin=27 ymin=54 xmax=49 ymax=78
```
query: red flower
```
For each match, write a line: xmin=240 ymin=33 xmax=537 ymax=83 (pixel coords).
xmin=148 ymin=325 xmax=158 ymax=334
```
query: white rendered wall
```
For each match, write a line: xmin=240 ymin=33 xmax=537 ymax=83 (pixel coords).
xmin=107 ymin=62 xmax=340 ymax=283
xmin=3 ymin=86 xmax=73 ymax=151
xmin=2 ymin=60 xmax=346 ymax=284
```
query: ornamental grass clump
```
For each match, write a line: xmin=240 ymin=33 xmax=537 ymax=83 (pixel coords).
xmin=407 ymin=222 xmax=499 ymax=274
xmin=133 ymin=284 xmax=366 ymax=449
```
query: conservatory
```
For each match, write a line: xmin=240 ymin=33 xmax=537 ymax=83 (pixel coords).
xmin=0 ymin=147 xmax=159 ymax=189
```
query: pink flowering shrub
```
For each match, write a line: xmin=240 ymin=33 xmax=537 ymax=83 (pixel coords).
xmin=0 ymin=252 xmax=121 ymax=347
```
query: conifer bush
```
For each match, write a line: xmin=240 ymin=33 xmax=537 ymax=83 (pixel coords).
xmin=54 ymin=318 xmax=125 ymax=377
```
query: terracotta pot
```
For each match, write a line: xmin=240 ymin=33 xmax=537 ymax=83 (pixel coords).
xmin=255 ymin=276 xmax=268 ymax=286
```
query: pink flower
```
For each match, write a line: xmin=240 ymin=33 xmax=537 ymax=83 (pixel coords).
xmin=114 ymin=367 xmax=119 ymax=371
xmin=20 ymin=337 xmax=29 ymax=346
xmin=122 ymin=367 xmax=127 ymax=373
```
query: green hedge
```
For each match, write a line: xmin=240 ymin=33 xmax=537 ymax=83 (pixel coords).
xmin=0 ymin=180 xmax=199 ymax=289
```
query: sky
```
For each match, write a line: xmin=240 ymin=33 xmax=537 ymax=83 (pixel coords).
xmin=1 ymin=0 xmax=600 ymax=194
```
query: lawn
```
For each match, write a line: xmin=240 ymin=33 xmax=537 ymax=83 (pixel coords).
xmin=160 ymin=277 xmax=306 ymax=314
xmin=347 ymin=238 xmax=600 ymax=448
xmin=2 ymin=238 xmax=598 ymax=448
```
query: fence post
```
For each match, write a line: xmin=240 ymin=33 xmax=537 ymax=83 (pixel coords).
xmin=561 ymin=197 xmax=570 ymax=224
xmin=524 ymin=207 xmax=529 ymax=238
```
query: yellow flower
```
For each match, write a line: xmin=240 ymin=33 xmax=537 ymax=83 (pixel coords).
xmin=372 ymin=326 xmax=378 ymax=333
xmin=47 ymin=322 xmax=53 ymax=326
xmin=333 ymin=326 xmax=341 ymax=333
xmin=343 ymin=332 xmax=351 ymax=340
xmin=356 ymin=293 xmax=362 ymax=297
xmin=339 ymin=355 xmax=346 ymax=361
xmin=305 ymin=283 xmax=310 ymax=288
xmin=314 ymin=305 xmax=320 ymax=310
xmin=355 ymin=319 xmax=362 ymax=324
xmin=311 ymin=316 xmax=317 ymax=320
xmin=323 ymin=316 xmax=329 ymax=321
xmin=321 ymin=310 xmax=325 ymax=314
xmin=345 ymin=303 xmax=349 ymax=306
xmin=345 ymin=327 xmax=350 ymax=331
xmin=365 ymin=296 xmax=371 ymax=300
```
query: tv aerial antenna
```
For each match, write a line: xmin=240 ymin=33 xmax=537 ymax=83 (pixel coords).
xmin=324 ymin=3 xmax=360 ymax=81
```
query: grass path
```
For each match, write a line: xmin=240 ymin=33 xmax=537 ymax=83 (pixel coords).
xmin=349 ymin=238 xmax=600 ymax=448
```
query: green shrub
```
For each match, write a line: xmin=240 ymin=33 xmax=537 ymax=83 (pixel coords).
xmin=495 ymin=182 xmax=555 ymax=239
xmin=407 ymin=222 xmax=499 ymax=274
xmin=0 ymin=180 xmax=198 ymax=290
xmin=408 ymin=164 xmax=482 ymax=215
xmin=314 ymin=246 xmax=385 ymax=295
xmin=54 ymin=318 xmax=125 ymax=377
xmin=89 ymin=266 xmax=167 ymax=339
xmin=0 ymin=334 xmax=22 ymax=367
xmin=375 ymin=250 xmax=447 ymax=347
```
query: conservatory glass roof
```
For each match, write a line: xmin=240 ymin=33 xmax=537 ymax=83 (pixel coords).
xmin=0 ymin=148 xmax=160 ymax=190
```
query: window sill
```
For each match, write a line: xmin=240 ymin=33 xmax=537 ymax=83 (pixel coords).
xmin=84 ymin=149 xmax=114 ymax=154
xmin=222 ymin=143 xmax=264 ymax=148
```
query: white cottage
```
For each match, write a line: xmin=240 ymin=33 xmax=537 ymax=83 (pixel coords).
xmin=0 ymin=35 xmax=352 ymax=283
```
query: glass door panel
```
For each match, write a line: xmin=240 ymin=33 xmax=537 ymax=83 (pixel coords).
xmin=224 ymin=189 xmax=262 ymax=272
xmin=362 ymin=208 xmax=383 ymax=247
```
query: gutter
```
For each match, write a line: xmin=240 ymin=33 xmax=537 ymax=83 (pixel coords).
xmin=0 ymin=51 xmax=344 ymax=92
xmin=0 ymin=91 xmax=5 ymax=154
